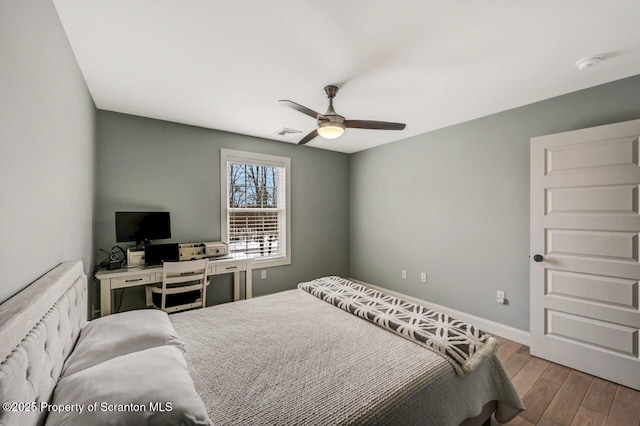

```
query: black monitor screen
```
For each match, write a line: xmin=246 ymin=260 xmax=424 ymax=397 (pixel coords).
xmin=145 ymin=243 xmax=179 ymax=266
xmin=115 ymin=211 xmax=171 ymax=243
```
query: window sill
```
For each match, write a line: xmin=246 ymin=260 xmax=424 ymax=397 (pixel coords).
xmin=249 ymin=256 xmax=291 ymax=269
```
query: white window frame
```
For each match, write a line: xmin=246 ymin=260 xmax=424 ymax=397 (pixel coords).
xmin=220 ymin=149 xmax=291 ymax=268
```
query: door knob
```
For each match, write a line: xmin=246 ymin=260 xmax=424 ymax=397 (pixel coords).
xmin=533 ymin=254 xmax=544 ymax=262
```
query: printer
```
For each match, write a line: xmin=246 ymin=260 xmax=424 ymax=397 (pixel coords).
xmin=204 ymin=241 xmax=228 ymax=257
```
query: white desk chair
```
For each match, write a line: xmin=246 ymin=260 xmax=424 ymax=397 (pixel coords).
xmin=145 ymin=259 xmax=208 ymax=313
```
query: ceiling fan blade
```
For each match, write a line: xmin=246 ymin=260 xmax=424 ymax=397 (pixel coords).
xmin=298 ymin=129 xmax=318 ymax=145
xmin=279 ymin=100 xmax=324 ymax=120
xmin=344 ymin=120 xmax=406 ymax=130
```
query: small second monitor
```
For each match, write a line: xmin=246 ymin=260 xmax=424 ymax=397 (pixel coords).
xmin=145 ymin=243 xmax=179 ymax=266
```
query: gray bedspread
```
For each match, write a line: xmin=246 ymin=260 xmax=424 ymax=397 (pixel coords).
xmin=170 ymin=289 xmax=524 ymax=425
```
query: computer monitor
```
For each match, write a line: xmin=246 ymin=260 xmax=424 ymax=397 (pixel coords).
xmin=144 ymin=243 xmax=179 ymax=266
xmin=115 ymin=211 xmax=171 ymax=245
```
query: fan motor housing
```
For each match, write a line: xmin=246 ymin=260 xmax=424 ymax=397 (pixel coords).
xmin=318 ymin=114 xmax=344 ymax=125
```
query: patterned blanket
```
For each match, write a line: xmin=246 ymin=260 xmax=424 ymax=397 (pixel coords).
xmin=298 ymin=276 xmax=498 ymax=376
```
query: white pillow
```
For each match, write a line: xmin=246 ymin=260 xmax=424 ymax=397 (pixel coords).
xmin=62 ymin=309 xmax=185 ymax=376
xmin=45 ymin=345 xmax=211 ymax=426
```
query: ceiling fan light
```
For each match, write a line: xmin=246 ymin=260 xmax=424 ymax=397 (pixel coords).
xmin=317 ymin=121 xmax=345 ymax=139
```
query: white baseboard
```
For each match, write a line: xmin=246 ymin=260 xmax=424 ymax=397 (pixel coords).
xmin=349 ymin=278 xmax=531 ymax=347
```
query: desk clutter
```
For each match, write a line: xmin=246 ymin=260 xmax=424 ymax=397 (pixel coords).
xmin=127 ymin=241 xmax=228 ymax=267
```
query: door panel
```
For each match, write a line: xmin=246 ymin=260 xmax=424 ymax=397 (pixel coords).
xmin=546 ymin=310 xmax=638 ymax=356
xmin=546 ymin=270 xmax=638 ymax=309
xmin=545 ymin=137 xmax=638 ymax=174
xmin=546 ymin=229 xmax=638 ymax=261
xmin=546 ymin=185 xmax=639 ymax=214
xmin=531 ymin=119 xmax=640 ymax=391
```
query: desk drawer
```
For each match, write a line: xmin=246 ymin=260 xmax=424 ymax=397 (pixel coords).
xmin=111 ymin=274 xmax=154 ymax=288
xmin=215 ymin=262 xmax=244 ymax=274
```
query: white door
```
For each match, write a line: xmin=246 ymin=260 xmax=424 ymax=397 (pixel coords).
xmin=530 ymin=118 xmax=640 ymax=391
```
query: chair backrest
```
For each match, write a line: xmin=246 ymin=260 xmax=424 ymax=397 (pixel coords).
xmin=159 ymin=259 xmax=209 ymax=312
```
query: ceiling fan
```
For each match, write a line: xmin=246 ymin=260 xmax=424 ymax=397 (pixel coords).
xmin=279 ymin=85 xmax=406 ymax=145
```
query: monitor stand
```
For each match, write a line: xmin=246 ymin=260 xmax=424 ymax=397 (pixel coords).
xmin=134 ymin=239 xmax=150 ymax=251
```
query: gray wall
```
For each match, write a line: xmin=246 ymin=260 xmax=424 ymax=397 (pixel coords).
xmin=96 ymin=111 xmax=349 ymax=311
xmin=0 ymin=0 xmax=96 ymax=304
xmin=5 ymin=0 xmax=637 ymax=330
xmin=349 ymin=74 xmax=640 ymax=332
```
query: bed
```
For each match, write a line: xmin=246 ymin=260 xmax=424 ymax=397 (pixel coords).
xmin=0 ymin=261 xmax=524 ymax=425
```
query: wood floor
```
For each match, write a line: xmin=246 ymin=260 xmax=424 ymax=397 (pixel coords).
xmin=491 ymin=336 xmax=640 ymax=426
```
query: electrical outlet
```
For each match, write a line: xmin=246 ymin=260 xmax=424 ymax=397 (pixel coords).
xmin=420 ymin=272 xmax=427 ymax=282
xmin=402 ymin=270 xmax=407 ymax=279
xmin=261 ymin=270 xmax=267 ymax=280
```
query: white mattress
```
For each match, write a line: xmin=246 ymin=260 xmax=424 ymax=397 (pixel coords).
xmin=170 ymin=289 xmax=524 ymax=425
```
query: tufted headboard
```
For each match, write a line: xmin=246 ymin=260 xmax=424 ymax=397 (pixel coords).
xmin=0 ymin=261 xmax=87 ymax=426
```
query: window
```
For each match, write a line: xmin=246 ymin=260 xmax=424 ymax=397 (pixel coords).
xmin=221 ymin=149 xmax=291 ymax=267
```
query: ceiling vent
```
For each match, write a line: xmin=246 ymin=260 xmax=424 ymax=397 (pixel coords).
xmin=275 ymin=127 xmax=302 ymax=136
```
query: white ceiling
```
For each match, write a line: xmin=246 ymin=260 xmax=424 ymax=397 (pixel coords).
xmin=53 ymin=0 xmax=640 ymax=154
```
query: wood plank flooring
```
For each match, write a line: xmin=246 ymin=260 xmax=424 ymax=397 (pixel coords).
xmin=491 ymin=336 xmax=640 ymax=426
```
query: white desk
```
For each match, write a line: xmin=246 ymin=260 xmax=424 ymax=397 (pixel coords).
xmin=95 ymin=256 xmax=252 ymax=316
